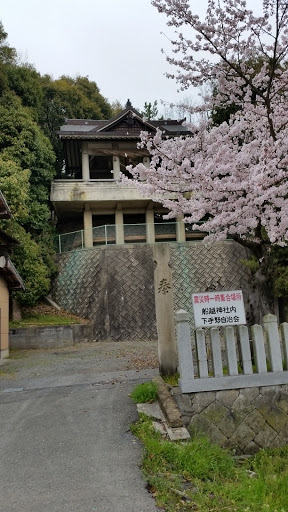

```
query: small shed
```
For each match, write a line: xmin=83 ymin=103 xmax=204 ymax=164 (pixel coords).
xmin=0 ymin=192 xmax=24 ymax=359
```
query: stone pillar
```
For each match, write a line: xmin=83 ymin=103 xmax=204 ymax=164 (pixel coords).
xmin=176 ymin=216 xmax=186 ymax=242
xmin=113 ymin=155 xmax=120 ymax=180
xmin=143 ymin=156 xmax=150 ymax=168
xmin=146 ymin=205 xmax=155 ymax=243
xmin=82 ymin=144 xmax=90 ymax=181
xmin=83 ymin=206 xmax=93 ymax=248
xmin=115 ymin=207 xmax=124 ymax=244
xmin=153 ymin=243 xmax=177 ymax=375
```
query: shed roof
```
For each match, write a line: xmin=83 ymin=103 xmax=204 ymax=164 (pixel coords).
xmin=0 ymin=255 xmax=25 ymax=290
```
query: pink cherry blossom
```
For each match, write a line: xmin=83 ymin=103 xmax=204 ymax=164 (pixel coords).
xmin=124 ymin=0 xmax=288 ymax=247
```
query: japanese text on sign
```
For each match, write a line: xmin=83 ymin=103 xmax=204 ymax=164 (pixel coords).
xmin=192 ymin=290 xmax=246 ymax=328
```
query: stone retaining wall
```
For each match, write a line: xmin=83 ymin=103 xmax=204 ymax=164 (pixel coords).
xmin=9 ymin=324 xmax=93 ymax=350
xmin=173 ymin=385 xmax=288 ymax=454
xmin=52 ymin=241 xmax=260 ymax=341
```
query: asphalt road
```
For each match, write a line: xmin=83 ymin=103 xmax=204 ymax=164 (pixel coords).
xmin=0 ymin=343 xmax=159 ymax=512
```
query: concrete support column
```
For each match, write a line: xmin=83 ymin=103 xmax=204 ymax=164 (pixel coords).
xmin=83 ymin=206 xmax=93 ymax=248
xmin=115 ymin=207 xmax=124 ymax=244
xmin=146 ymin=206 xmax=155 ymax=243
xmin=176 ymin=215 xmax=186 ymax=242
xmin=82 ymin=144 xmax=90 ymax=181
xmin=113 ymin=156 xmax=120 ymax=180
xmin=143 ymin=156 xmax=150 ymax=168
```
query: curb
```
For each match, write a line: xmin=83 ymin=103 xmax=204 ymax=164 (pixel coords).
xmin=153 ymin=376 xmax=183 ymax=428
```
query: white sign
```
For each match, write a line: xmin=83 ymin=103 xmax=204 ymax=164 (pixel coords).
xmin=192 ymin=290 xmax=246 ymax=328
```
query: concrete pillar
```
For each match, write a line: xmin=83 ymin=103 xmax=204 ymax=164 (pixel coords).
xmin=153 ymin=244 xmax=177 ymax=376
xmin=115 ymin=207 xmax=124 ymax=244
xmin=175 ymin=310 xmax=194 ymax=384
xmin=176 ymin=216 xmax=186 ymax=242
xmin=83 ymin=206 xmax=93 ymax=248
xmin=143 ymin=156 xmax=150 ymax=168
xmin=82 ymin=144 xmax=90 ymax=181
xmin=146 ymin=206 xmax=155 ymax=243
xmin=113 ymin=155 xmax=120 ymax=180
xmin=264 ymin=314 xmax=283 ymax=372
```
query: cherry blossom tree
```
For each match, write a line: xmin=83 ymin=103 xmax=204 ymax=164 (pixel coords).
xmin=126 ymin=0 xmax=288 ymax=252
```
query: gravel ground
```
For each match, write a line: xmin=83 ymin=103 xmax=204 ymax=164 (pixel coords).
xmin=0 ymin=340 xmax=159 ymax=389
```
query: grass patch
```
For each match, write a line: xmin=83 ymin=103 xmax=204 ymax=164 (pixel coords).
xmin=130 ymin=381 xmax=158 ymax=403
xmin=10 ymin=314 xmax=81 ymax=328
xmin=163 ymin=372 xmax=179 ymax=387
xmin=131 ymin=414 xmax=288 ymax=512
xmin=0 ymin=366 xmax=16 ymax=377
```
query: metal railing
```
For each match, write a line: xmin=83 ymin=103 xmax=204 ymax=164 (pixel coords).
xmin=56 ymin=222 xmax=206 ymax=253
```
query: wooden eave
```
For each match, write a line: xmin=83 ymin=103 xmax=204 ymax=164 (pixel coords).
xmin=0 ymin=255 xmax=25 ymax=291
xmin=0 ymin=191 xmax=12 ymax=219
xmin=95 ymin=107 xmax=156 ymax=133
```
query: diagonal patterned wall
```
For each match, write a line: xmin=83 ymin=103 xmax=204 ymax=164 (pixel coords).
xmin=53 ymin=246 xmax=157 ymax=341
xmin=170 ymin=241 xmax=255 ymax=328
xmin=52 ymin=242 xmax=258 ymax=341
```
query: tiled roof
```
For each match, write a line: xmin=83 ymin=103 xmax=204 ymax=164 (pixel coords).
xmin=59 ymin=104 xmax=190 ymax=139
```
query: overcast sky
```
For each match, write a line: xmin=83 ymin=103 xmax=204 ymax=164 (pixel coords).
xmin=0 ymin=0 xmax=190 ymax=113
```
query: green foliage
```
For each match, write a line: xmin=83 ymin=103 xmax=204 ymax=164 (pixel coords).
xmin=132 ymin=414 xmax=288 ymax=512
xmin=0 ymin=21 xmax=16 ymax=65
xmin=130 ymin=381 xmax=158 ymax=403
xmin=142 ymin=100 xmax=159 ymax=120
xmin=163 ymin=373 xmax=179 ymax=386
xmin=5 ymin=63 xmax=43 ymax=114
xmin=266 ymin=246 xmax=288 ymax=297
xmin=39 ymin=75 xmax=111 ymax=176
xmin=110 ymin=99 xmax=124 ymax=116
xmin=0 ymin=156 xmax=30 ymax=221
xmin=5 ymin=221 xmax=51 ymax=306
xmin=10 ymin=313 xmax=81 ymax=328
xmin=0 ymin=21 xmax=115 ymax=306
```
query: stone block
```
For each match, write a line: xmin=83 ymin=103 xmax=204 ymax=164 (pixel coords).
xmin=240 ymin=387 xmax=260 ymax=402
xmin=280 ymin=384 xmax=288 ymax=394
xmin=259 ymin=385 xmax=281 ymax=397
xmin=278 ymin=393 xmax=288 ymax=414
xmin=244 ymin=409 xmax=266 ymax=433
xmin=202 ymin=402 xmax=228 ymax=425
xmin=223 ymin=438 xmax=244 ymax=455
xmin=271 ymin=434 xmax=288 ymax=449
xmin=192 ymin=391 xmax=216 ymax=414
xmin=275 ymin=421 xmax=288 ymax=441
xmin=189 ymin=414 xmax=227 ymax=447
xmin=254 ymin=423 xmax=277 ymax=448
xmin=173 ymin=392 xmax=193 ymax=414
xmin=166 ymin=426 xmax=190 ymax=441
xmin=245 ymin=440 xmax=260 ymax=455
xmin=189 ymin=414 xmax=211 ymax=436
xmin=253 ymin=395 xmax=288 ymax=433
xmin=227 ymin=423 xmax=255 ymax=451
xmin=216 ymin=389 xmax=239 ymax=408
xmin=218 ymin=410 xmax=242 ymax=438
xmin=232 ymin=392 xmax=254 ymax=417
xmin=206 ymin=422 xmax=227 ymax=447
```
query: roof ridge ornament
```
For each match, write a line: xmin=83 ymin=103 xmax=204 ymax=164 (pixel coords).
xmin=125 ymin=99 xmax=132 ymax=108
